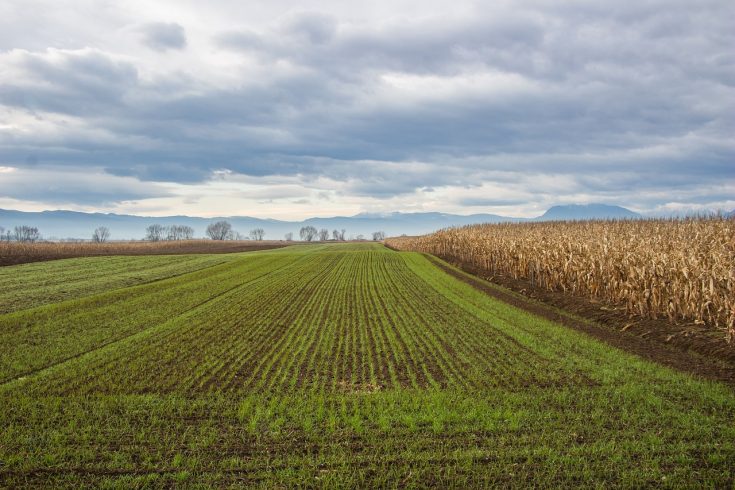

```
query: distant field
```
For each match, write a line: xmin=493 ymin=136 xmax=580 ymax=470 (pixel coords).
xmin=1 ymin=244 xmax=733 ymax=487
xmin=0 ymin=239 xmax=289 ymax=266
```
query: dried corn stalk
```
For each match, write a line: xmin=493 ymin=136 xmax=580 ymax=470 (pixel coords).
xmin=386 ymin=217 xmax=735 ymax=343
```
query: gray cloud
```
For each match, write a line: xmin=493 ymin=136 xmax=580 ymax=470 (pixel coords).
xmin=139 ymin=22 xmax=187 ymax=51
xmin=0 ymin=1 xmax=733 ymax=213
xmin=0 ymin=48 xmax=137 ymax=115
xmin=0 ymin=166 xmax=167 ymax=205
xmin=459 ymin=198 xmax=526 ymax=207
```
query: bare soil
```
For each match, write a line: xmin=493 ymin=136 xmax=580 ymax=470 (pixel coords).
xmin=425 ymin=254 xmax=735 ymax=388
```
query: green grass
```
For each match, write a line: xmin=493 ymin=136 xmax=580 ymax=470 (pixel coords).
xmin=0 ymin=253 xmax=242 ymax=314
xmin=0 ymin=243 xmax=733 ymax=487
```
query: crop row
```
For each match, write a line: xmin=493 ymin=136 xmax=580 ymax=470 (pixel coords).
xmin=0 ymin=253 xmax=240 ymax=314
xmin=386 ymin=217 xmax=735 ymax=341
xmin=4 ymin=245 xmax=590 ymax=395
xmin=0 ymin=249 xmax=309 ymax=382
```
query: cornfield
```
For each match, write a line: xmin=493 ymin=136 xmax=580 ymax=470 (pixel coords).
xmin=386 ymin=217 xmax=735 ymax=342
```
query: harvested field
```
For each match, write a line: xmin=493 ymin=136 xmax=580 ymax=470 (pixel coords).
xmin=0 ymin=239 xmax=289 ymax=266
xmin=1 ymin=243 xmax=734 ymax=487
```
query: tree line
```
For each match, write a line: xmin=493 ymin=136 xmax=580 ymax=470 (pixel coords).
xmin=145 ymin=224 xmax=195 ymax=241
xmin=1 ymin=222 xmax=387 ymax=243
xmin=0 ymin=225 xmax=41 ymax=242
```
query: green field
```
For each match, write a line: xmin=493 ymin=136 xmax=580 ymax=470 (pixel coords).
xmin=1 ymin=243 xmax=733 ymax=487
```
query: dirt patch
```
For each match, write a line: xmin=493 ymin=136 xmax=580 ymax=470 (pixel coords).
xmin=0 ymin=240 xmax=291 ymax=266
xmin=424 ymin=254 xmax=735 ymax=388
xmin=337 ymin=380 xmax=384 ymax=394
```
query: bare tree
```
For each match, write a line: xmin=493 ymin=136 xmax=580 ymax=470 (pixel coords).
xmin=167 ymin=225 xmax=195 ymax=240
xmin=206 ymin=221 xmax=232 ymax=240
xmin=250 ymin=228 xmax=265 ymax=241
xmin=318 ymin=228 xmax=329 ymax=241
xmin=145 ymin=224 xmax=166 ymax=241
xmin=92 ymin=226 xmax=110 ymax=243
xmin=300 ymin=226 xmax=318 ymax=242
xmin=166 ymin=226 xmax=179 ymax=241
xmin=372 ymin=231 xmax=386 ymax=241
xmin=330 ymin=229 xmax=347 ymax=240
xmin=14 ymin=225 xmax=41 ymax=242
xmin=180 ymin=225 xmax=194 ymax=239
xmin=284 ymin=232 xmax=293 ymax=241
xmin=355 ymin=234 xmax=365 ymax=240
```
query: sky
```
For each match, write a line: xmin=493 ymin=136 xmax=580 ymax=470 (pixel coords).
xmin=0 ymin=0 xmax=733 ymax=219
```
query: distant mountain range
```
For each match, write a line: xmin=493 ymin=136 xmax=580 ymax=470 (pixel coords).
xmin=0 ymin=203 xmax=716 ymax=241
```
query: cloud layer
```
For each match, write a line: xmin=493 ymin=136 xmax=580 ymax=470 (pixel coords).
xmin=0 ymin=0 xmax=733 ymax=217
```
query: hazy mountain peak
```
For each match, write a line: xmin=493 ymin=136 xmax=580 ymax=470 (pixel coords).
xmin=537 ymin=204 xmax=641 ymax=221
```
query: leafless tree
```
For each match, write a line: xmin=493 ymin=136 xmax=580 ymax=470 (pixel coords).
xmin=318 ymin=228 xmax=329 ymax=241
xmin=167 ymin=225 xmax=194 ymax=240
xmin=250 ymin=228 xmax=265 ymax=241
xmin=332 ymin=229 xmax=340 ymax=241
xmin=372 ymin=231 xmax=386 ymax=241
xmin=14 ymin=225 xmax=41 ymax=242
xmin=180 ymin=225 xmax=194 ymax=239
xmin=340 ymin=229 xmax=346 ymax=241
xmin=300 ymin=226 xmax=318 ymax=241
xmin=206 ymin=221 xmax=232 ymax=240
xmin=145 ymin=224 xmax=166 ymax=241
xmin=92 ymin=226 xmax=110 ymax=243
xmin=284 ymin=232 xmax=293 ymax=241
xmin=355 ymin=234 xmax=365 ymax=240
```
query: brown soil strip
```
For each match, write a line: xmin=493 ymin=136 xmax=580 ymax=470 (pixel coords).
xmin=423 ymin=254 xmax=735 ymax=388
xmin=0 ymin=240 xmax=293 ymax=267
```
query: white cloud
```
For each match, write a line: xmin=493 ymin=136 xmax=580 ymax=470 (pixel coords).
xmin=0 ymin=0 xmax=733 ymax=217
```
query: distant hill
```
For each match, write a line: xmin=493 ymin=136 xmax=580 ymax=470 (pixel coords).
xmin=536 ymin=204 xmax=641 ymax=221
xmin=0 ymin=209 xmax=522 ymax=241
xmin=0 ymin=203 xmax=642 ymax=240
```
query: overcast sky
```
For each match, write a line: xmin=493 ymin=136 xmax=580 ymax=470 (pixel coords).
xmin=0 ymin=0 xmax=733 ymax=219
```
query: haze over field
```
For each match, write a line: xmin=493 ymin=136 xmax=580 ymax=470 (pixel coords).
xmin=0 ymin=203 xmax=646 ymax=239
xmin=0 ymin=0 xmax=733 ymax=220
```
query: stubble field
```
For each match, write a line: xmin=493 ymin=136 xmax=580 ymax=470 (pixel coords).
xmin=0 ymin=243 xmax=733 ymax=487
